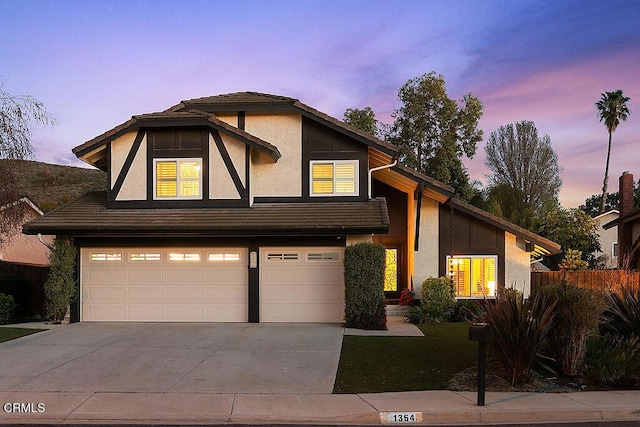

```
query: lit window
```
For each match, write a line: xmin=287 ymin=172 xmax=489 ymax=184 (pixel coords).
xmin=208 ymin=253 xmax=241 ymax=262
xmin=129 ymin=253 xmax=161 ymax=262
xmin=169 ymin=252 xmax=201 ymax=262
xmin=154 ymin=159 xmax=202 ymax=199
xmin=90 ymin=253 xmax=122 ymax=262
xmin=311 ymin=161 xmax=358 ymax=196
xmin=447 ymin=256 xmax=497 ymax=297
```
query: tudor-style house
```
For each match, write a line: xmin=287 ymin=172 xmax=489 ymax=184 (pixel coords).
xmin=24 ymin=92 xmax=560 ymax=323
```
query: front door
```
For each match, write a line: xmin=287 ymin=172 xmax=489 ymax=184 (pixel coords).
xmin=382 ymin=244 xmax=405 ymax=299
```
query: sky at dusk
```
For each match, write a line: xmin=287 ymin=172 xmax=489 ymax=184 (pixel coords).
xmin=1 ymin=0 xmax=639 ymax=208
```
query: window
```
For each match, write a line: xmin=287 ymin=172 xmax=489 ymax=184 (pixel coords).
xmin=612 ymin=242 xmax=619 ymax=258
xmin=266 ymin=252 xmax=300 ymax=261
xmin=310 ymin=161 xmax=358 ymax=196
xmin=90 ymin=252 xmax=122 ymax=262
xmin=306 ymin=251 xmax=340 ymax=261
xmin=154 ymin=158 xmax=202 ymax=199
xmin=208 ymin=253 xmax=241 ymax=262
xmin=447 ymin=255 xmax=497 ymax=298
xmin=129 ymin=253 xmax=161 ymax=262
xmin=169 ymin=252 xmax=201 ymax=262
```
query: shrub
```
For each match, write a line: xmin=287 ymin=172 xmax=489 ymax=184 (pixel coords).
xmin=420 ymin=276 xmax=456 ymax=322
xmin=45 ymin=239 xmax=77 ymax=323
xmin=449 ymin=299 xmax=484 ymax=322
xmin=484 ymin=288 xmax=556 ymax=386
xmin=344 ymin=243 xmax=387 ymax=330
xmin=534 ymin=281 xmax=606 ymax=377
xmin=584 ymin=335 xmax=640 ymax=386
xmin=0 ymin=272 xmax=29 ymax=319
xmin=601 ymin=283 xmax=640 ymax=339
xmin=0 ymin=293 xmax=17 ymax=324
xmin=406 ymin=305 xmax=427 ymax=324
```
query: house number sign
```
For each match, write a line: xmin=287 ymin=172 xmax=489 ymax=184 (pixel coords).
xmin=381 ymin=412 xmax=422 ymax=423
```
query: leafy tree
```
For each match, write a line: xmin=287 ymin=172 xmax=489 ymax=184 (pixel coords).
xmin=343 ymin=107 xmax=379 ymax=137
xmin=536 ymin=207 xmax=601 ymax=270
xmin=579 ymin=179 xmax=640 ymax=217
xmin=484 ymin=120 xmax=562 ymax=229
xmin=596 ymin=90 xmax=631 ymax=213
xmin=0 ymin=84 xmax=54 ymax=244
xmin=44 ymin=238 xmax=77 ymax=323
xmin=385 ymin=72 xmax=483 ymax=199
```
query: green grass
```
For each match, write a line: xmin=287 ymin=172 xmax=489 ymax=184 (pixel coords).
xmin=333 ymin=322 xmax=477 ymax=393
xmin=0 ymin=328 xmax=45 ymax=343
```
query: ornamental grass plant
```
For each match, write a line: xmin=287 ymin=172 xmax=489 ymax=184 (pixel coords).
xmin=534 ymin=281 xmax=606 ymax=377
xmin=483 ymin=288 xmax=556 ymax=386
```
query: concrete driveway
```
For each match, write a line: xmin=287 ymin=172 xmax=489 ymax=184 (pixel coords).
xmin=0 ymin=323 xmax=344 ymax=394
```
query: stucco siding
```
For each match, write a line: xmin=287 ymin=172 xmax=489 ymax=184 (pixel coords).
xmin=413 ymin=196 xmax=440 ymax=297
xmin=346 ymin=235 xmax=373 ymax=245
xmin=115 ymin=137 xmax=147 ymax=201
xmin=246 ymin=114 xmax=302 ymax=197
xmin=504 ymin=232 xmax=531 ymax=296
xmin=110 ymin=132 xmax=136 ymax=189
xmin=209 ymin=134 xmax=243 ymax=200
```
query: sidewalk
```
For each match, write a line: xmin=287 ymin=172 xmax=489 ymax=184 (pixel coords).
xmin=1 ymin=389 xmax=639 ymax=424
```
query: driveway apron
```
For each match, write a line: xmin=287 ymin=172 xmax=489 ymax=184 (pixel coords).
xmin=0 ymin=323 xmax=344 ymax=394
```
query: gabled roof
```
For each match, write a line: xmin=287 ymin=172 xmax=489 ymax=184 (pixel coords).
xmin=447 ymin=198 xmax=561 ymax=256
xmin=603 ymin=209 xmax=640 ymax=230
xmin=23 ymin=192 xmax=389 ymax=236
xmin=1 ymin=197 xmax=43 ymax=216
xmin=172 ymin=91 xmax=399 ymax=157
xmin=73 ymin=110 xmax=281 ymax=171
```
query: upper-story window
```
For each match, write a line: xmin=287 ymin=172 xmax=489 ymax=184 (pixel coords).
xmin=154 ymin=158 xmax=202 ymax=199
xmin=310 ymin=160 xmax=358 ymax=196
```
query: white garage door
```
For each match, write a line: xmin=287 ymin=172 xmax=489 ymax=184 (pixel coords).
xmin=81 ymin=247 xmax=248 ymax=322
xmin=260 ymin=247 xmax=345 ymax=323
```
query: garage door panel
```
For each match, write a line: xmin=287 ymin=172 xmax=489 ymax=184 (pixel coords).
xmin=81 ymin=247 xmax=248 ymax=322
xmin=127 ymin=268 xmax=164 ymax=284
xmin=87 ymin=269 xmax=125 ymax=285
xmin=260 ymin=247 xmax=344 ymax=323
xmin=166 ymin=269 xmax=204 ymax=284
xmin=205 ymin=286 xmax=247 ymax=303
xmin=84 ymin=305 xmax=126 ymax=321
xmin=87 ymin=286 xmax=125 ymax=302
xmin=126 ymin=305 xmax=164 ymax=321
xmin=126 ymin=286 xmax=164 ymax=303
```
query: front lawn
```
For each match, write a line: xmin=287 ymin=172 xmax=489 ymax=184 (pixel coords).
xmin=334 ymin=322 xmax=477 ymax=393
xmin=0 ymin=328 xmax=45 ymax=343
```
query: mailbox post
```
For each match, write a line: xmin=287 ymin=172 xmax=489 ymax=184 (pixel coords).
xmin=468 ymin=323 xmax=495 ymax=406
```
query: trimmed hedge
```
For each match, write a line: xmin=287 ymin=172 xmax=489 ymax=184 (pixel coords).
xmin=45 ymin=239 xmax=77 ymax=323
xmin=344 ymin=242 xmax=387 ymax=330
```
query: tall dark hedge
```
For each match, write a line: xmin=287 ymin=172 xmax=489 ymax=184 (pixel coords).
xmin=344 ymin=242 xmax=387 ymax=330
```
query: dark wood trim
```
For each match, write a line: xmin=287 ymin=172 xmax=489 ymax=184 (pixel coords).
xmin=74 ymin=236 xmax=346 ymax=248
xmin=110 ymin=130 xmax=146 ymax=200
xmin=106 ymin=142 xmax=112 ymax=197
xmin=106 ymin=199 xmax=248 ymax=209
xmin=248 ymin=243 xmax=259 ymax=323
xmin=238 ymin=111 xmax=246 ymax=130
xmin=211 ymin=130 xmax=248 ymax=199
xmin=414 ymin=186 xmax=422 ymax=251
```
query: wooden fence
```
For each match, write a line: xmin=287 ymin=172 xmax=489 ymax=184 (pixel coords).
xmin=531 ymin=270 xmax=640 ymax=293
xmin=0 ymin=261 xmax=49 ymax=318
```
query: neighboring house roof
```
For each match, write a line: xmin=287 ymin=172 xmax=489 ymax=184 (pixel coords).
xmin=593 ymin=209 xmax=619 ymax=222
xmin=73 ymin=110 xmax=281 ymax=171
xmin=23 ymin=192 xmax=389 ymax=236
xmin=447 ymin=198 xmax=561 ymax=256
xmin=1 ymin=197 xmax=43 ymax=215
xmin=603 ymin=210 xmax=640 ymax=230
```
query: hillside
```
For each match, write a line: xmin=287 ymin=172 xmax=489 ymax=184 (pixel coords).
xmin=2 ymin=159 xmax=107 ymax=212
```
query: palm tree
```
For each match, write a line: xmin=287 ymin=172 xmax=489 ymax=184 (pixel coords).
xmin=596 ymin=90 xmax=631 ymax=213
